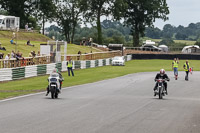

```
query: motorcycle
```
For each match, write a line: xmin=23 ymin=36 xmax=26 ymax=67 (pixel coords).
xmin=48 ymin=73 xmax=64 ymax=99
xmin=154 ymin=79 xmax=167 ymax=99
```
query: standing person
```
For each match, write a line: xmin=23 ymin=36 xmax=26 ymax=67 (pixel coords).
xmin=67 ymin=58 xmax=74 ymax=76
xmin=37 ymin=51 xmax=40 ymax=56
xmin=11 ymin=50 xmax=15 ymax=58
xmin=172 ymin=58 xmax=179 ymax=80
xmin=183 ymin=60 xmax=190 ymax=81
xmin=4 ymin=53 xmax=10 ymax=68
xmin=25 ymin=23 xmax=28 ymax=31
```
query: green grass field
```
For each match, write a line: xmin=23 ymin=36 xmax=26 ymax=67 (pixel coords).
xmin=152 ymin=39 xmax=196 ymax=45
xmin=0 ymin=31 xmax=101 ymax=57
xmin=0 ymin=59 xmax=199 ymax=100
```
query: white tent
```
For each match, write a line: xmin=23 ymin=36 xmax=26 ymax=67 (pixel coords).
xmin=159 ymin=45 xmax=168 ymax=52
xmin=182 ymin=45 xmax=199 ymax=53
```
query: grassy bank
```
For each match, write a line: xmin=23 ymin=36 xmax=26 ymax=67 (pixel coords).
xmin=0 ymin=30 xmax=101 ymax=56
xmin=0 ymin=59 xmax=199 ymax=100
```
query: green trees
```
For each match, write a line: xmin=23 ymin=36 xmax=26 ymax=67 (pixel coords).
xmin=123 ymin=0 xmax=169 ymax=46
xmin=0 ymin=0 xmax=56 ymax=30
xmin=55 ymin=0 xmax=84 ymax=43
xmin=0 ymin=0 xmax=171 ymax=45
xmin=34 ymin=0 xmax=56 ymax=34
xmin=83 ymin=0 xmax=113 ymax=45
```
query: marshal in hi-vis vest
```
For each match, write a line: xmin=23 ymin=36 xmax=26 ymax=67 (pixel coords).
xmin=184 ymin=63 xmax=190 ymax=71
xmin=67 ymin=61 xmax=73 ymax=68
xmin=173 ymin=61 xmax=178 ymax=68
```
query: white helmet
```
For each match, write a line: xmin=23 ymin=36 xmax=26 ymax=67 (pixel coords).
xmin=160 ymin=69 xmax=165 ymax=76
xmin=52 ymin=68 xmax=57 ymax=73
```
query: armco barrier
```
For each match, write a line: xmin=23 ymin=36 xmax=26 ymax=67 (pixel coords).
xmin=0 ymin=55 xmax=132 ymax=82
xmin=131 ymin=54 xmax=200 ymax=60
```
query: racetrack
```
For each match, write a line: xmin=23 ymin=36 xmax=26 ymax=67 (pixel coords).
xmin=0 ymin=71 xmax=200 ymax=133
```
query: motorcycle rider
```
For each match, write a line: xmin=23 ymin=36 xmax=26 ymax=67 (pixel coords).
xmin=153 ymin=69 xmax=170 ymax=96
xmin=46 ymin=69 xmax=63 ymax=96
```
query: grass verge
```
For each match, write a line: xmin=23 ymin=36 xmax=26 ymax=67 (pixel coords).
xmin=0 ymin=59 xmax=199 ymax=100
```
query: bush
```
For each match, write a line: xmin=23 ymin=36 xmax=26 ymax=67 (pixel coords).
xmin=159 ymin=38 xmax=175 ymax=46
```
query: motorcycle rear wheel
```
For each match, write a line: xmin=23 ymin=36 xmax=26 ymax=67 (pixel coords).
xmin=55 ymin=93 xmax=58 ymax=98
xmin=51 ymin=92 xmax=55 ymax=99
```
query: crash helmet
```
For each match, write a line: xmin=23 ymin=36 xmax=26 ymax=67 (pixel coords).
xmin=52 ymin=68 xmax=57 ymax=73
xmin=160 ymin=69 xmax=165 ymax=76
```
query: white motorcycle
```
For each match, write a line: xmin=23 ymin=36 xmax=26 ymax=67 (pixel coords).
xmin=48 ymin=73 xmax=64 ymax=99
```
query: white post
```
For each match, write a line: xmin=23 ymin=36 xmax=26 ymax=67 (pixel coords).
xmin=56 ymin=40 xmax=58 ymax=62
xmin=64 ymin=41 xmax=67 ymax=61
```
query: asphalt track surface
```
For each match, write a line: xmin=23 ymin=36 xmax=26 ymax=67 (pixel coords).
xmin=1 ymin=71 xmax=200 ymax=133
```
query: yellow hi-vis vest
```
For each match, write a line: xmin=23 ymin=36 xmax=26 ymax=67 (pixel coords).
xmin=173 ymin=61 xmax=178 ymax=68
xmin=68 ymin=61 xmax=73 ymax=68
xmin=184 ymin=63 xmax=190 ymax=71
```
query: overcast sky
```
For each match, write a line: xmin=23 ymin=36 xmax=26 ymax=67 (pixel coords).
xmin=154 ymin=0 xmax=200 ymax=29
xmin=47 ymin=0 xmax=200 ymax=29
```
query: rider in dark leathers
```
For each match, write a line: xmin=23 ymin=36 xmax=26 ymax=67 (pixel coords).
xmin=154 ymin=69 xmax=170 ymax=95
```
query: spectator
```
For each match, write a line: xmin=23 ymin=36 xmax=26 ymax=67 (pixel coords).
xmin=37 ymin=51 xmax=40 ymax=56
xmin=25 ymin=23 xmax=28 ymax=31
xmin=28 ymin=27 xmax=33 ymax=32
xmin=16 ymin=51 xmax=23 ymax=67
xmin=27 ymin=40 xmax=34 ymax=47
xmin=15 ymin=51 xmax=21 ymax=59
xmin=10 ymin=38 xmax=16 ymax=45
xmin=11 ymin=50 xmax=15 ymax=58
xmin=0 ymin=46 xmax=6 ymax=51
xmin=78 ymin=51 xmax=81 ymax=55
xmin=5 ymin=53 xmax=10 ymax=60
xmin=0 ymin=53 xmax=4 ymax=59
xmin=89 ymin=38 xmax=92 ymax=46
xmin=77 ymin=51 xmax=81 ymax=60
xmin=32 ymin=51 xmax=36 ymax=57
xmin=4 ymin=53 xmax=10 ymax=68
xmin=29 ymin=51 xmax=33 ymax=57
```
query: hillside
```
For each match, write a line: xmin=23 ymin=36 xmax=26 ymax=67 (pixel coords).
xmin=0 ymin=30 xmax=50 ymax=42
xmin=0 ymin=31 xmax=101 ymax=58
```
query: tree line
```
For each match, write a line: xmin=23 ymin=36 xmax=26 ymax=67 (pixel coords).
xmin=0 ymin=0 xmax=169 ymax=46
xmin=146 ymin=23 xmax=200 ymax=41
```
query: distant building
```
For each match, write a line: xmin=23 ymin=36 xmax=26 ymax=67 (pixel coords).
xmin=0 ymin=15 xmax=20 ymax=30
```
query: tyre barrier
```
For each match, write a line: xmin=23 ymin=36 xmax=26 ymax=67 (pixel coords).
xmin=131 ymin=54 xmax=200 ymax=60
xmin=0 ymin=55 xmax=132 ymax=82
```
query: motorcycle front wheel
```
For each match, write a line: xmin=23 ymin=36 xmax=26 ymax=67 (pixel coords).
xmin=159 ymin=87 xmax=163 ymax=99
